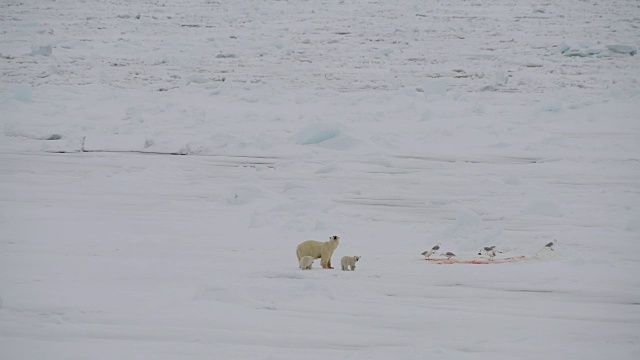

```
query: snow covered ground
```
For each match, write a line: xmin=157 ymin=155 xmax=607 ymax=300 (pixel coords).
xmin=1 ymin=0 xmax=639 ymax=359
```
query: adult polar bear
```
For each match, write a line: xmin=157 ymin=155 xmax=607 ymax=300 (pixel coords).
xmin=296 ymin=235 xmax=340 ymax=269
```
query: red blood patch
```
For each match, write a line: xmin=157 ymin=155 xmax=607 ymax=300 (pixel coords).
xmin=423 ymin=256 xmax=526 ymax=264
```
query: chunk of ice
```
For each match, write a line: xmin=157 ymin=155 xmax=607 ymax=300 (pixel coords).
xmin=13 ymin=84 xmax=32 ymax=102
xmin=606 ymin=44 xmax=637 ymax=55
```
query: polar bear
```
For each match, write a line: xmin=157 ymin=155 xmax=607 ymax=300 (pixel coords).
xmin=299 ymin=256 xmax=314 ymax=270
xmin=296 ymin=235 xmax=340 ymax=269
xmin=340 ymin=255 xmax=360 ymax=271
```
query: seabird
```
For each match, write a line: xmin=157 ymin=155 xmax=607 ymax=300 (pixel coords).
xmin=422 ymin=244 xmax=441 ymax=258
xmin=478 ymin=245 xmax=496 ymax=255
xmin=421 ymin=250 xmax=435 ymax=259
xmin=487 ymin=250 xmax=497 ymax=261
xmin=545 ymin=240 xmax=557 ymax=251
xmin=444 ymin=252 xmax=456 ymax=260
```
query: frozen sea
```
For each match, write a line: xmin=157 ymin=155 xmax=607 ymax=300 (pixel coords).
xmin=1 ymin=0 xmax=639 ymax=359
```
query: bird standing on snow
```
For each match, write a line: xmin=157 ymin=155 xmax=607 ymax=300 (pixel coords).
xmin=421 ymin=244 xmax=440 ymax=259
xmin=478 ymin=245 xmax=496 ymax=255
xmin=545 ymin=239 xmax=557 ymax=251
xmin=421 ymin=250 xmax=435 ymax=259
xmin=444 ymin=252 xmax=456 ymax=260
xmin=479 ymin=246 xmax=501 ymax=260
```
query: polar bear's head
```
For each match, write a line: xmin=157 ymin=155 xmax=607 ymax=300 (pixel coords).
xmin=353 ymin=256 xmax=360 ymax=262
xmin=329 ymin=235 xmax=340 ymax=242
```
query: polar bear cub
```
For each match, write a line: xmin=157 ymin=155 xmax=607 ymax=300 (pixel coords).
xmin=296 ymin=235 xmax=340 ymax=269
xmin=341 ymin=255 xmax=360 ymax=271
xmin=299 ymin=256 xmax=314 ymax=270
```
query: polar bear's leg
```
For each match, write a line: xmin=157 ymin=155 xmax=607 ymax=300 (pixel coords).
xmin=325 ymin=249 xmax=335 ymax=269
